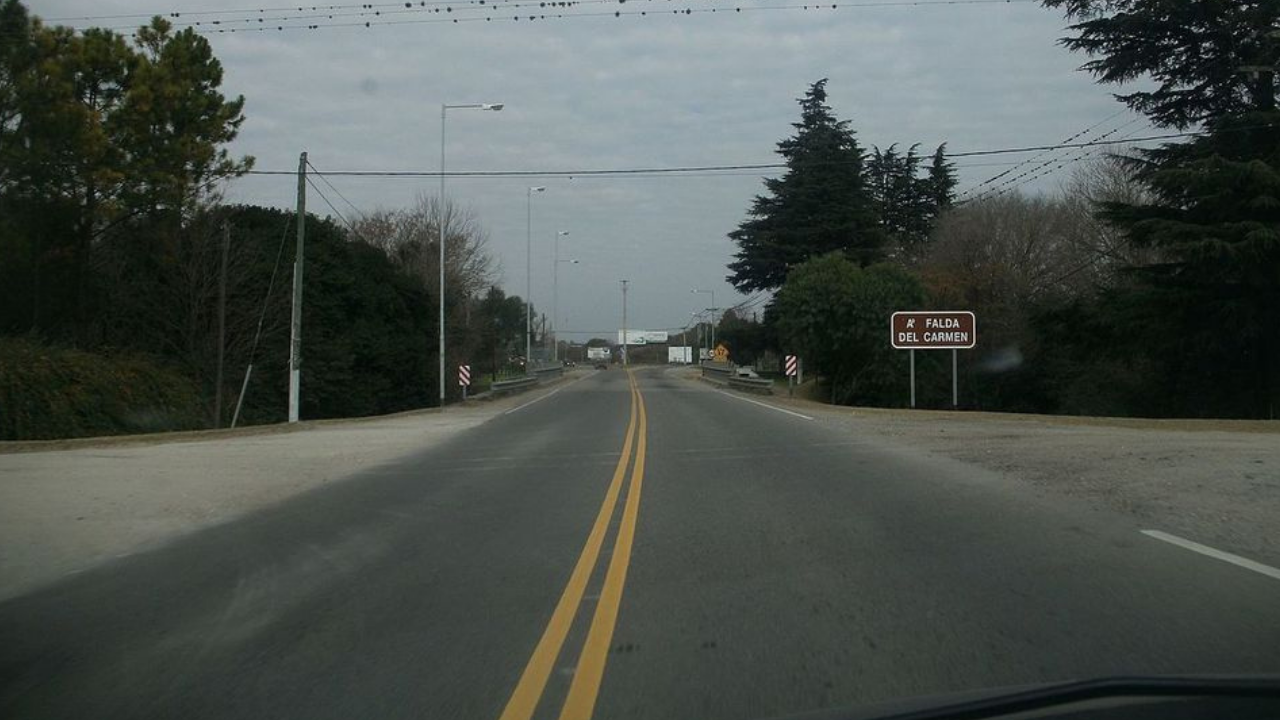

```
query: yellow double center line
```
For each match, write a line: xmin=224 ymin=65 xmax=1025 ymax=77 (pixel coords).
xmin=498 ymin=370 xmax=648 ymax=720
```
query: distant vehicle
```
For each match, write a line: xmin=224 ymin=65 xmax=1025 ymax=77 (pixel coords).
xmin=587 ymin=346 xmax=610 ymax=369
xmin=735 ymin=366 xmax=759 ymax=378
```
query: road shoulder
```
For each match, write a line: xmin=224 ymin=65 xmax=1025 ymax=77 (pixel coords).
xmin=679 ymin=367 xmax=1280 ymax=566
xmin=0 ymin=371 xmax=588 ymax=601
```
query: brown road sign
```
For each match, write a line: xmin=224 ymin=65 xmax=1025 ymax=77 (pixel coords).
xmin=891 ymin=311 xmax=976 ymax=350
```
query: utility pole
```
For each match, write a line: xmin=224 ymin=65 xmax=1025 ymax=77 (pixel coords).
xmin=621 ymin=279 xmax=629 ymax=367
xmin=288 ymin=152 xmax=306 ymax=423
xmin=214 ymin=221 xmax=230 ymax=428
xmin=525 ymin=186 xmax=545 ymax=371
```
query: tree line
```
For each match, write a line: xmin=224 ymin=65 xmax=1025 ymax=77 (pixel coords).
xmin=722 ymin=0 xmax=1279 ymax=418
xmin=0 ymin=1 xmax=536 ymax=438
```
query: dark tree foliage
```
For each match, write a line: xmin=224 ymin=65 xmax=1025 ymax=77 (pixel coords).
xmin=714 ymin=309 xmax=773 ymax=367
xmin=727 ymin=79 xmax=882 ymax=292
xmin=1042 ymin=0 xmax=1280 ymax=128
xmin=771 ymin=253 xmax=924 ymax=406
xmin=0 ymin=2 xmax=251 ymax=340
xmin=1039 ymin=0 xmax=1280 ymax=417
xmin=866 ymin=142 xmax=955 ymax=258
xmin=473 ymin=286 xmax=528 ymax=380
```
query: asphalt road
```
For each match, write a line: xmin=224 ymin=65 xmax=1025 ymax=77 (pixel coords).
xmin=2 ymin=367 xmax=1278 ymax=720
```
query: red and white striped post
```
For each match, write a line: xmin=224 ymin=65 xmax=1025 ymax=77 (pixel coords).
xmin=458 ymin=364 xmax=471 ymax=401
xmin=785 ymin=355 xmax=798 ymax=397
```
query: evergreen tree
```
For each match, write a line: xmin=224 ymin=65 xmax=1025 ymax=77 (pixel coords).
xmin=924 ymin=143 xmax=957 ymax=217
xmin=727 ymin=79 xmax=881 ymax=292
xmin=1042 ymin=0 xmax=1278 ymax=128
xmin=1042 ymin=0 xmax=1280 ymax=416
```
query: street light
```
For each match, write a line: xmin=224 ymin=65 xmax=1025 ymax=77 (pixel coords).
xmin=691 ymin=288 xmax=717 ymax=353
xmin=553 ymin=230 xmax=573 ymax=362
xmin=526 ymin=186 xmax=546 ymax=370
xmin=439 ymin=101 xmax=502 ymax=408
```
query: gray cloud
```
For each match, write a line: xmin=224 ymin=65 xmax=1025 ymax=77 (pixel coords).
xmin=44 ymin=0 xmax=1143 ymax=339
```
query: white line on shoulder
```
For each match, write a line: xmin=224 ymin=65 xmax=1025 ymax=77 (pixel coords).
xmin=716 ymin=389 xmax=814 ymax=421
xmin=1141 ymin=529 xmax=1280 ymax=581
xmin=503 ymin=374 xmax=588 ymax=415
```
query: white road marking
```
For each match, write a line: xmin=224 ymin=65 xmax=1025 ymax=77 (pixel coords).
xmin=503 ymin=374 xmax=588 ymax=415
xmin=1141 ymin=530 xmax=1280 ymax=582
xmin=715 ymin=390 xmax=815 ymax=421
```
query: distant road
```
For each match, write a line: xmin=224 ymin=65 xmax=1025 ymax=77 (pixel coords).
xmin=2 ymin=367 xmax=1278 ymax=720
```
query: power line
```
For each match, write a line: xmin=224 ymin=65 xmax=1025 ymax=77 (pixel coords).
xmin=960 ymin=117 xmax=1154 ymax=203
xmin=304 ymin=175 xmax=359 ymax=233
xmin=967 ymin=117 xmax=1162 ymax=199
xmin=236 ymin=125 xmax=1271 ymax=181
xmin=307 ymin=160 xmax=365 ymax=219
xmin=960 ymin=116 xmax=1147 ymax=203
xmin=58 ymin=0 xmax=1042 ymax=35
xmin=956 ymin=109 xmax=1129 ymax=201
xmin=93 ymin=0 xmax=598 ymax=32
xmin=51 ymin=0 xmax=503 ymax=22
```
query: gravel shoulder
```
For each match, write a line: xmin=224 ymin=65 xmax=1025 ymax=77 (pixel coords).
xmin=773 ymin=390 xmax=1280 ymax=567
xmin=0 ymin=372 xmax=587 ymax=601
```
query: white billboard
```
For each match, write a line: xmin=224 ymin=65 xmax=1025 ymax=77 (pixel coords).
xmin=617 ymin=330 xmax=669 ymax=346
xmin=668 ymin=347 xmax=693 ymax=364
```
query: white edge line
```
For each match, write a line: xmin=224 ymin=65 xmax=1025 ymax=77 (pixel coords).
xmin=716 ymin=389 xmax=814 ymax=421
xmin=1141 ymin=529 xmax=1280 ymax=582
xmin=502 ymin=374 xmax=587 ymax=415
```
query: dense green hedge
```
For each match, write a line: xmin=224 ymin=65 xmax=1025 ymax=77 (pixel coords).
xmin=0 ymin=338 xmax=205 ymax=441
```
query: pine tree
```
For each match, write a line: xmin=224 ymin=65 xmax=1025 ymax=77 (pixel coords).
xmin=1042 ymin=0 xmax=1280 ymax=416
xmin=726 ymin=79 xmax=881 ymax=292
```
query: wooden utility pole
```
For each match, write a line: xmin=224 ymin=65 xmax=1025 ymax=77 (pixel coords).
xmin=288 ymin=152 xmax=306 ymax=423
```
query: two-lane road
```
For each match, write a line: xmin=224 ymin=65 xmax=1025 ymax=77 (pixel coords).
xmin=2 ymin=368 xmax=1278 ymax=719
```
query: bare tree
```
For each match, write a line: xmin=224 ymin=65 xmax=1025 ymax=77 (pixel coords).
xmin=1059 ymin=152 xmax=1164 ymax=286
xmin=353 ymin=193 xmax=495 ymax=301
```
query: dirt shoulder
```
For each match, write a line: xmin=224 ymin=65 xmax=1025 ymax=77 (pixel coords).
xmin=0 ymin=371 xmax=586 ymax=601
xmin=773 ymin=390 xmax=1280 ymax=566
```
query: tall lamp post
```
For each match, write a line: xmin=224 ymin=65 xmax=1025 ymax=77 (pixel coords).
xmin=525 ymin=186 xmax=546 ymax=370
xmin=691 ymin=288 xmax=716 ymax=353
xmin=553 ymin=230 xmax=577 ymax=362
xmin=440 ymin=101 xmax=502 ymax=407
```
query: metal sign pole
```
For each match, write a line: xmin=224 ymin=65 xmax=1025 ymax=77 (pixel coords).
xmin=952 ymin=348 xmax=958 ymax=408
xmin=910 ymin=349 xmax=916 ymax=409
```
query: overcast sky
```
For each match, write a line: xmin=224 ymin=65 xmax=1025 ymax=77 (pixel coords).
xmin=41 ymin=0 xmax=1148 ymax=340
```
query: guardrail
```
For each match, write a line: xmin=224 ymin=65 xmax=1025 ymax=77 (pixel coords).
xmin=727 ymin=375 xmax=774 ymax=395
xmin=488 ymin=365 xmax=568 ymax=397
xmin=699 ymin=362 xmax=774 ymax=395
xmin=700 ymin=362 xmax=734 ymax=385
xmin=533 ymin=365 xmax=564 ymax=380
xmin=490 ymin=375 xmax=538 ymax=395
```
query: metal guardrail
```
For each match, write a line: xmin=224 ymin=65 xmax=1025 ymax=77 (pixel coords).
xmin=727 ymin=375 xmax=774 ymax=395
xmin=489 ymin=365 xmax=567 ymax=397
xmin=700 ymin=362 xmax=733 ymax=385
xmin=700 ymin=362 xmax=773 ymax=395
xmin=533 ymin=365 xmax=564 ymax=380
xmin=490 ymin=375 xmax=538 ymax=395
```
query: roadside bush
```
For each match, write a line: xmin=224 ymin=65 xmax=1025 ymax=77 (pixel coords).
xmin=0 ymin=338 xmax=205 ymax=441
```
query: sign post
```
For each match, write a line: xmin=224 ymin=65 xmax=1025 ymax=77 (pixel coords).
xmin=459 ymin=364 xmax=471 ymax=401
xmin=891 ymin=311 xmax=976 ymax=409
xmin=785 ymin=355 xmax=798 ymax=397
xmin=910 ymin=349 xmax=916 ymax=409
